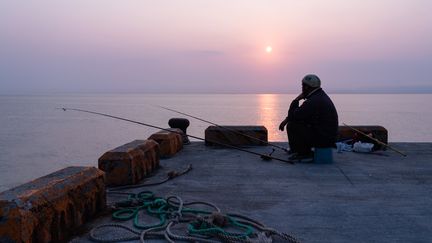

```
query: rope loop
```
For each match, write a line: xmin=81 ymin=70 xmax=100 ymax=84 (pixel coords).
xmin=90 ymin=191 xmax=301 ymax=243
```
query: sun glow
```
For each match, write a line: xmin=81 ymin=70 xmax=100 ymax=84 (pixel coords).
xmin=266 ymin=46 xmax=272 ymax=53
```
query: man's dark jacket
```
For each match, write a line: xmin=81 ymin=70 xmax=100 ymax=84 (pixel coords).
xmin=288 ymin=88 xmax=338 ymax=147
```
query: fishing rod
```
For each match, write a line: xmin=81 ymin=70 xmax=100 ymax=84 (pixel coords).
xmin=343 ymin=123 xmax=407 ymax=157
xmin=59 ymin=108 xmax=294 ymax=164
xmin=155 ymin=105 xmax=289 ymax=153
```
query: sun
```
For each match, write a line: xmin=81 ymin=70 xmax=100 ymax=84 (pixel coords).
xmin=266 ymin=46 xmax=272 ymax=53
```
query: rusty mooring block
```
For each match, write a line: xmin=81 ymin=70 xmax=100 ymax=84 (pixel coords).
xmin=338 ymin=125 xmax=388 ymax=150
xmin=0 ymin=166 xmax=105 ymax=243
xmin=205 ymin=126 xmax=268 ymax=146
xmin=148 ymin=128 xmax=183 ymax=157
xmin=98 ymin=140 xmax=160 ymax=186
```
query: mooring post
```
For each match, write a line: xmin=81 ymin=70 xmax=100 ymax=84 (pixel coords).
xmin=168 ymin=118 xmax=190 ymax=144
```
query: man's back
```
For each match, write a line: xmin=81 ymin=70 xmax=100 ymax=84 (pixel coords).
xmin=289 ymin=88 xmax=338 ymax=147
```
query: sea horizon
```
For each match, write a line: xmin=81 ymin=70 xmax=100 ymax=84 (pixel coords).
xmin=2 ymin=90 xmax=432 ymax=96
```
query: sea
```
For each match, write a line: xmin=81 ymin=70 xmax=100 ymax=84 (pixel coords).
xmin=1 ymin=93 xmax=431 ymax=192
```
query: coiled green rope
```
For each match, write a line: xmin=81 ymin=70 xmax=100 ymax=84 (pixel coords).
xmin=90 ymin=191 xmax=300 ymax=243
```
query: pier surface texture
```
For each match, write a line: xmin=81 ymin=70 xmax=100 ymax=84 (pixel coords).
xmin=72 ymin=142 xmax=432 ymax=243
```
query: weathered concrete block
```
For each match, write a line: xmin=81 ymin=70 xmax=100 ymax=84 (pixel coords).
xmin=148 ymin=128 xmax=183 ymax=157
xmin=0 ymin=166 xmax=105 ymax=243
xmin=98 ymin=140 xmax=159 ymax=186
xmin=338 ymin=125 xmax=388 ymax=150
xmin=205 ymin=126 xmax=268 ymax=146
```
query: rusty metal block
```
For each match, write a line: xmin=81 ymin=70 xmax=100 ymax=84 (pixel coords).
xmin=148 ymin=128 xmax=183 ymax=157
xmin=338 ymin=125 xmax=388 ymax=150
xmin=205 ymin=126 xmax=268 ymax=146
xmin=0 ymin=166 xmax=106 ymax=243
xmin=98 ymin=140 xmax=160 ymax=186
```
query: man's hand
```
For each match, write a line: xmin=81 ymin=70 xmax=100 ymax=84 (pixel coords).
xmin=279 ymin=120 xmax=287 ymax=131
xmin=295 ymin=92 xmax=305 ymax=101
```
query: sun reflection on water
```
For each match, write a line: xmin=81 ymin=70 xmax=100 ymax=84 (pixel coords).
xmin=257 ymin=94 xmax=284 ymax=141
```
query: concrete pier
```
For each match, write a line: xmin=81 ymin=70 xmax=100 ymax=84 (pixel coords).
xmin=71 ymin=142 xmax=432 ymax=242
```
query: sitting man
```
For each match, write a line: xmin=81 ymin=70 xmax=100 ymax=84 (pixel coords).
xmin=279 ymin=74 xmax=339 ymax=160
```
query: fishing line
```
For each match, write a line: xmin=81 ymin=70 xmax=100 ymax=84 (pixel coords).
xmin=335 ymin=164 xmax=354 ymax=186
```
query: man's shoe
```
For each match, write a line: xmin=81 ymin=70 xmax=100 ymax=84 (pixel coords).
xmin=288 ymin=152 xmax=314 ymax=163
xmin=288 ymin=153 xmax=301 ymax=160
xmin=286 ymin=149 xmax=296 ymax=155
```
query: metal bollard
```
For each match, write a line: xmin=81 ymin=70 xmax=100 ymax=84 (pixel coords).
xmin=168 ymin=118 xmax=190 ymax=144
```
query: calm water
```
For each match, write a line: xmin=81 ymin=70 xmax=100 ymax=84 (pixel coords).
xmin=1 ymin=93 xmax=431 ymax=191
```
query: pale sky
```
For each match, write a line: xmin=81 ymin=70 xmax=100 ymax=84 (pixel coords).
xmin=1 ymin=0 xmax=431 ymax=94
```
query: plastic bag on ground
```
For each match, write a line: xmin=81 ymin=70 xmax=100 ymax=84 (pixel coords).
xmin=336 ymin=142 xmax=353 ymax=153
xmin=353 ymin=141 xmax=374 ymax=153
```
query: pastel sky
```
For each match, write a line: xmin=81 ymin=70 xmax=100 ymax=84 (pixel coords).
xmin=1 ymin=0 xmax=431 ymax=94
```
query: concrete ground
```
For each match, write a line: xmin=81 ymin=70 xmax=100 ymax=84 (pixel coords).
xmin=72 ymin=142 xmax=432 ymax=243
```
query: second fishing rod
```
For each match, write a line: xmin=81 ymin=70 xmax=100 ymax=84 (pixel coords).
xmin=60 ymin=108 xmax=294 ymax=164
xmin=156 ymin=105 xmax=289 ymax=153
